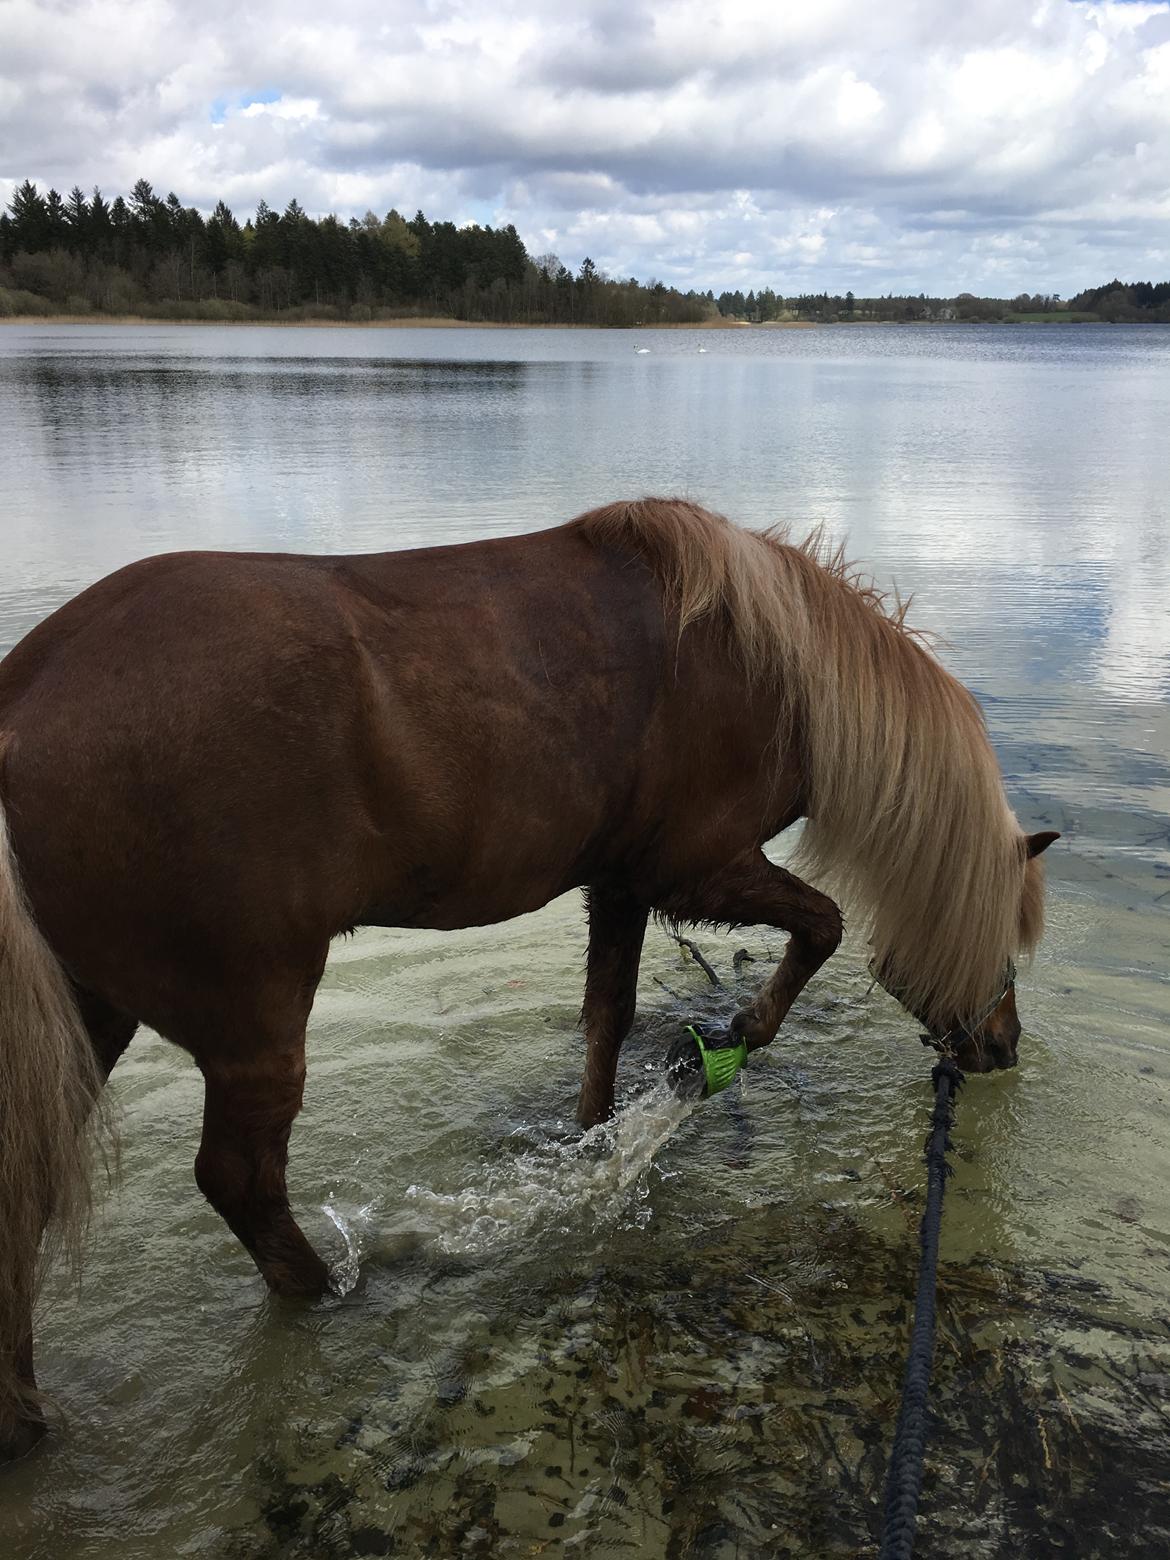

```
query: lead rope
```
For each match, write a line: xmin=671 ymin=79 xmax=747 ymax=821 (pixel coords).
xmin=877 ymin=1055 xmax=964 ymax=1560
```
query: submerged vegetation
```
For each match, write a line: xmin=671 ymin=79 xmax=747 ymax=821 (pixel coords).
xmin=2 ymin=178 xmax=1169 ymax=327
xmin=226 ymin=1208 xmax=1170 ymax=1558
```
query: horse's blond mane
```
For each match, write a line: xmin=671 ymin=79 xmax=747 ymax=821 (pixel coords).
xmin=571 ymin=497 xmax=1045 ymax=1030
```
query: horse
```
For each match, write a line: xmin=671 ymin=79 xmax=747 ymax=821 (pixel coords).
xmin=0 ymin=497 xmax=1057 ymax=1460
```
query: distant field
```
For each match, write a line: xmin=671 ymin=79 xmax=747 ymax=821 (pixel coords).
xmin=1006 ymin=310 xmax=1102 ymax=323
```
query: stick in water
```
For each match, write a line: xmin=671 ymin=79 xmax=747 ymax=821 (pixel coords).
xmin=674 ymin=936 xmax=722 ymax=988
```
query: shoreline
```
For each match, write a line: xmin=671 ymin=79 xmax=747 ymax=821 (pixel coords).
xmin=0 ymin=313 xmax=758 ymax=330
xmin=1 ymin=313 xmax=1148 ymax=330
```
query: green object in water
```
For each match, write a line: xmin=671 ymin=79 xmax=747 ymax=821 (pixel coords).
xmin=685 ymin=1025 xmax=748 ymax=1097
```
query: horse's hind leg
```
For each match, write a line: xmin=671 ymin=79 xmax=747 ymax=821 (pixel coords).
xmin=0 ymin=989 xmax=139 ymax=1460
xmin=577 ymin=886 xmax=649 ymax=1128
xmin=194 ymin=1033 xmax=331 ymax=1299
xmin=656 ymin=850 xmax=842 ymax=1052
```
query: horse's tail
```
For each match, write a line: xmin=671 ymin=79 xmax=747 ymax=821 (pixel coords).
xmin=0 ymin=789 xmax=108 ymax=1435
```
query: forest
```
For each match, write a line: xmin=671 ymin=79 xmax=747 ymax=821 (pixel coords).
xmin=0 ymin=178 xmax=714 ymax=325
xmin=715 ymin=281 xmax=1170 ymax=323
xmin=2 ymin=178 xmax=1169 ymax=326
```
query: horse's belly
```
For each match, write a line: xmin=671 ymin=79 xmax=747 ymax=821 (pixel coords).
xmin=359 ymin=872 xmax=575 ymax=932
xmin=356 ymin=809 xmax=601 ymax=930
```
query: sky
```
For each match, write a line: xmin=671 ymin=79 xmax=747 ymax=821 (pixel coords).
xmin=1 ymin=0 xmax=1169 ymax=297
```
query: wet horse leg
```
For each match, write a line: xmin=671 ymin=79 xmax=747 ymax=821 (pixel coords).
xmin=194 ymin=1037 xmax=331 ymax=1299
xmin=577 ymin=886 xmax=649 ymax=1128
xmin=0 ymin=990 xmax=138 ymax=1460
xmin=656 ymin=850 xmax=842 ymax=1052
xmin=1 ymin=1281 xmax=41 ymax=1462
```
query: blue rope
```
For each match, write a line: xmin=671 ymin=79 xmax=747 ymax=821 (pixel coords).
xmin=878 ymin=1056 xmax=964 ymax=1560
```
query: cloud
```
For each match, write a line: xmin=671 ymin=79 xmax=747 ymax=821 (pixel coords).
xmin=1 ymin=0 xmax=1168 ymax=293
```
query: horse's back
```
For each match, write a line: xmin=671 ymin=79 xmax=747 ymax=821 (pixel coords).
xmin=0 ymin=528 xmax=682 ymax=1034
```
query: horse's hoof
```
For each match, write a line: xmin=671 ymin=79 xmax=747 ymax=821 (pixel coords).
xmin=665 ymin=1030 xmax=707 ymax=1100
xmin=666 ymin=1025 xmax=748 ymax=1100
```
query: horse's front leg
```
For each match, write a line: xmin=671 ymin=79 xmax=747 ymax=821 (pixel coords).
xmin=576 ymin=886 xmax=649 ymax=1128
xmin=194 ymin=1038 xmax=332 ymax=1299
xmin=657 ymin=851 xmax=843 ymax=1052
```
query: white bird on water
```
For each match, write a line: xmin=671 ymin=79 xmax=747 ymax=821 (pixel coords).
xmin=634 ymin=346 xmax=651 ymax=354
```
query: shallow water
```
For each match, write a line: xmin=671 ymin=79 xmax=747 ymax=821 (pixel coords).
xmin=0 ymin=322 xmax=1168 ymax=1558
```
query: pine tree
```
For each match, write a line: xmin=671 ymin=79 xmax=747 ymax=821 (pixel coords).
xmin=65 ymin=186 xmax=89 ymax=246
xmin=7 ymin=180 xmax=49 ymax=250
xmin=130 ymin=178 xmax=157 ymax=220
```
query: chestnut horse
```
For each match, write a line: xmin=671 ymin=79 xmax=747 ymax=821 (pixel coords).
xmin=0 ymin=498 xmax=1056 ymax=1459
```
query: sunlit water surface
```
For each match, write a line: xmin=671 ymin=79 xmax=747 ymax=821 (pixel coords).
xmin=1 ymin=323 xmax=1168 ymax=1559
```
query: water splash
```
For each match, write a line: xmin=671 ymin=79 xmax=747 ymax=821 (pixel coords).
xmin=322 ymin=1196 xmax=375 ymax=1295
xmin=403 ymin=1081 xmax=694 ymax=1256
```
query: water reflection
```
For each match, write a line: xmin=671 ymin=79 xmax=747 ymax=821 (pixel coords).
xmin=1094 ymin=548 xmax=1170 ymax=703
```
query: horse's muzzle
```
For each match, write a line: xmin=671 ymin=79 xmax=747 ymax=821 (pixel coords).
xmin=951 ymin=1029 xmax=1019 ymax=1073
xmin=948 ymin=986 xmax=1022 ymax=1073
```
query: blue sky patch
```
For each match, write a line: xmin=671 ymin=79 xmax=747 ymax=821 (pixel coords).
xmin=210 ymin=89 xmax=282 ymax=125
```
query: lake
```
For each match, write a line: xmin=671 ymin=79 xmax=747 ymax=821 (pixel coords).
xmin=1 ymin=321 xmax=1168 ymax=1558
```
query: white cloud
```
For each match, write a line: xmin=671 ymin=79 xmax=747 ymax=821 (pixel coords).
xmin=1 ymin=0 xmax=1168 ymax=294
xmin=239 ymin=97 xmax=321 ymax=122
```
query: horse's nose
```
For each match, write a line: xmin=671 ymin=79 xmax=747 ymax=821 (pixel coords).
xmin=954 ymin=988 xmax=1021 ymax=1073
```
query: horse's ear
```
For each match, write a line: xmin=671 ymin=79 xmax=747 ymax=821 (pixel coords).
xmin=1025 ymin=830 xmax=1060 ymax=859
